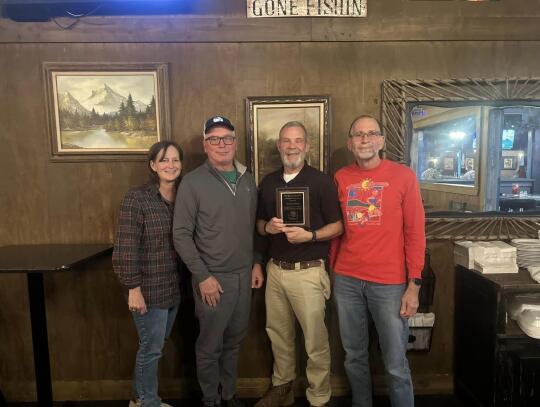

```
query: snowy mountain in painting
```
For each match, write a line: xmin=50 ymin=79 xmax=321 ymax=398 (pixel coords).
xmin=80 ymin=83 xmax=148 ymax=114
xmin=58 ymin=91 xmax=91 ymax=115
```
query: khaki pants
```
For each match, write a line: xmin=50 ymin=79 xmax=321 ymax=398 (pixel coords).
xmin=265 ymin=260 xmax=332 ymax=406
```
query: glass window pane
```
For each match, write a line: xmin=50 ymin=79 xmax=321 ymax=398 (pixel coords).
xmin=498 ymin=107 xmax=540 ymax=212
xmin=410 ymin=105 xmax=479 ymax=188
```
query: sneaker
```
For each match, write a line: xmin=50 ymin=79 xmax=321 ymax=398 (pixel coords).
xmin=129 ymin=399 xmax=174 ymax=407
xmin=222 ymin=396 xmax=245 ymax=407
xmin=254 ymin=382 xmax=294 ymax=407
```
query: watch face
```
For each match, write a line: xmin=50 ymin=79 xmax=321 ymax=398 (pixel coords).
xmin=411 ymin=278 xmax=422 ymax=286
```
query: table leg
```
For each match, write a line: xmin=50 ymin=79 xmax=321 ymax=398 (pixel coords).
xmin=27 ymin=273 xmax=53 ymax=406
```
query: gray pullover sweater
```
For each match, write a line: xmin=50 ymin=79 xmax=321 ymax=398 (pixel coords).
xmin=173 ymin=160 xmax=259 ymax=283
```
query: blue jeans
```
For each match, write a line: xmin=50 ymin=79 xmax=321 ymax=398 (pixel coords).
xmin=334 ymin=274 xmax=413 ymax=407
xmin=132 ymin=305 xmax=178 ymax=407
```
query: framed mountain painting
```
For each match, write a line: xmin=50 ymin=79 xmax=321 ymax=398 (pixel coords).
xmin=43 ymin=62 xmax=171 ymax=161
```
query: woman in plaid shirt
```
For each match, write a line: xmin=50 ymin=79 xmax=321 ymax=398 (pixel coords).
xmin=113 ymin=141 xmax=183 ymax=407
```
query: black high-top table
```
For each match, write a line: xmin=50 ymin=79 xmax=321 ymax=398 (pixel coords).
xmin=0 ymin=244 xmax=113 ymax=406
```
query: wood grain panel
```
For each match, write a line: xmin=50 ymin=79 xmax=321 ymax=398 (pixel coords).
xmin=4 ymin=15 xmax=540 ymax=43
xmin=45 ymin=257 xmax=133 ymax=380
xmin=301 ymin=42 xmax=364 ymax=173
xmin=77 ymin=163 xmax=116 ymax=244
xmin=0 ymin=274 xmax=34 ymax=385
xmin=0 ymin=16 xmax=312 ymax=43
xmin=421 ymin=189 xmax=482 ymax=212
xmin=0 ymin=45 xmax=50 ymax=245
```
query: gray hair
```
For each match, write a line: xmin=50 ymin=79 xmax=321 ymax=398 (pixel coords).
xmin=278 ymin=121 xmax=308 ymax=141
xmin=348 ymin=114 xmax=382 ymax=136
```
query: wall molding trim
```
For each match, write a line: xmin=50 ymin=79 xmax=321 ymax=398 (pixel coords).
xmin=2 ymin=374 xmax=453 ymax=401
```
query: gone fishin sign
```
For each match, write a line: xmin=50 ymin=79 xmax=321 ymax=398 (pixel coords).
xmin=247 ymin=0 xmax=367 ymax=18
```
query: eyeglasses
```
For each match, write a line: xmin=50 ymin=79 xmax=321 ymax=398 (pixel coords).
xmin=205 ymin=136 xmax=236 ymax=146
xmin=350 ymin=131 xmax=382 ymax=140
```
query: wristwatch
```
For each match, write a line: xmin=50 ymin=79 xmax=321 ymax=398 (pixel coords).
xmin=311 ymin=230 xmax=317 ymax=242
xmin=409 ymin=278 xmax=422 ymax=286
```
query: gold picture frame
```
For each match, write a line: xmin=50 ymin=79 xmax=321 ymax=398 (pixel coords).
xmin=245 ymin=95 xmax=331 ymax=185
xmin=43 ymin=62 xmax=171 ymax=162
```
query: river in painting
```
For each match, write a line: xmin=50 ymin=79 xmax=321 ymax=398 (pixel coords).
xmin=60 ymin=127 xmax=156 ymax=150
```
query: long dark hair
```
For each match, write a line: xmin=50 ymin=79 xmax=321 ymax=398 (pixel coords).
xmin=147 ymin=141 xmax=184 ymax=187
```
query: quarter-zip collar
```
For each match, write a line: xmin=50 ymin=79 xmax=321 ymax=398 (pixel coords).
xmin=204 ymin=159 xmax=248 ymax=196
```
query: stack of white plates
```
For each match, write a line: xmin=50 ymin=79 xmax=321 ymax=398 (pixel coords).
xmin=508 ymin=296 xmax=540 ymax=339
xmin=510 ymin=238 xmax=540 ymax=270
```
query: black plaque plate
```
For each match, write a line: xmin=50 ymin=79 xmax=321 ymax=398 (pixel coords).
xmin=276 ymin=187 xmax=310 ymax=228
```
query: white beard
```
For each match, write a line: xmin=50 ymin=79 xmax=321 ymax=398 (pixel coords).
xmin=282 ymin=152 xmax=305 ymax=169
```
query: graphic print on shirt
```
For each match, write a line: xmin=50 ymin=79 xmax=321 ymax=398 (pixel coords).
xmin=345 ymin=179 xmax=389 ymax=226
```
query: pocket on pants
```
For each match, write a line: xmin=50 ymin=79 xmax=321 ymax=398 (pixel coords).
xmin=319 ymin=267 xmax=331 ymax=300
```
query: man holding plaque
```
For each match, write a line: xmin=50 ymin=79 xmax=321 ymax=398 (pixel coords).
xmin=331 ymin=115 xmax=425 ymax=407
xmin=173 ymin=116 xmax=264 ymax=407
xmin=255 ymin=121 xmax=343 ymax=407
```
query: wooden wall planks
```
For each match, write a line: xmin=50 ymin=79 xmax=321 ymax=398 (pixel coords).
xmin=3 ymin=14 xmax=540 ymax=43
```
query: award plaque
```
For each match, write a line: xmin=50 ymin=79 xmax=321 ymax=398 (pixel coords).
xmin=276 ymin=187 xmax=310 ymax=228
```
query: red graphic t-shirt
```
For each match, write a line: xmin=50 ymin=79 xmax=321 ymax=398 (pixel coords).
xmin=330 ymin=160 xmax=426 ymax=284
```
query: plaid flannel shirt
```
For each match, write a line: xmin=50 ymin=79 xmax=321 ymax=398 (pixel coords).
xmin=113 ymin=183 xmax=181 ymax=308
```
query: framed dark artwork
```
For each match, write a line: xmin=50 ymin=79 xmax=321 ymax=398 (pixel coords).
xmin=443 ymin=157 xmax=454 ymax=171
xmin=503 ymin=157 xmax=517 ymax=170
xmin=43 ymin=62 xmax=171 ymax=161
xmin=245 ymin=95 xmax=331 ymax=185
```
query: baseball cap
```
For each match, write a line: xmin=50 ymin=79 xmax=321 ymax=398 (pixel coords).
xmin=204 ymin=116 xmax=235 ymax=135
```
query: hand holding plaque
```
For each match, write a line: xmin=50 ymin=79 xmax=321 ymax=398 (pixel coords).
xmin=276 ymin=187 xmax=310 ymax=229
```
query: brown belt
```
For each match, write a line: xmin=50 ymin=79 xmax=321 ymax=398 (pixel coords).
xmin=272 ymin=258 xmax=322 ymax=271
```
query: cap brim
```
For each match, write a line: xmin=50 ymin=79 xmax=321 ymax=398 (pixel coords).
xmin=205 ymin=123 xmax=235 ymax=133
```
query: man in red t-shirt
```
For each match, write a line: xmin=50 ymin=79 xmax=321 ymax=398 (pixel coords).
xmin=331 ymin=115 xmax=425 ymax=407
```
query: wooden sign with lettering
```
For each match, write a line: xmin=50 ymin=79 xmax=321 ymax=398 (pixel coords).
xmin=247 ymin=0 xmax=367 ymax=18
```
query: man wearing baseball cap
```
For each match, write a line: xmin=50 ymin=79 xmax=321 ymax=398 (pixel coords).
xmin=173 ymin=116 xmax=264 ymax=407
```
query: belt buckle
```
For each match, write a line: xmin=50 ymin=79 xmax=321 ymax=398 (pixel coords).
xmin=275 ymin=259 xmax=290 ymax=270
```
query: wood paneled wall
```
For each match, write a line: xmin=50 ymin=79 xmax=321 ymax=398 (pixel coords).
xmin=1 ymin=0 xmax=540 ymax=401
